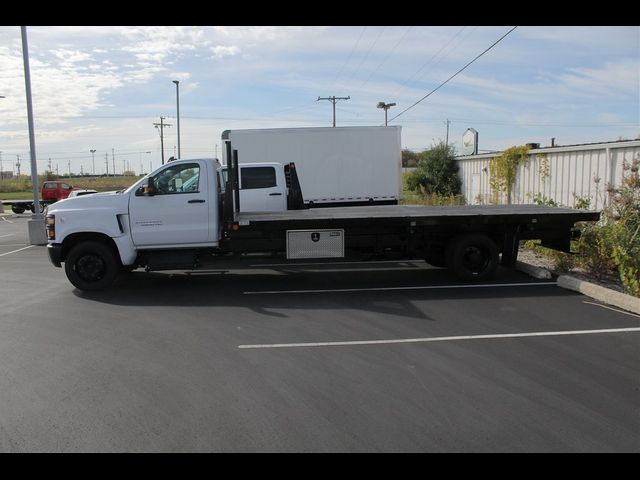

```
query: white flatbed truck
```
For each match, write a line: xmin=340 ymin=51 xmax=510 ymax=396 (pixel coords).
xmin=45 ymin=143 xmax=599 ymax=291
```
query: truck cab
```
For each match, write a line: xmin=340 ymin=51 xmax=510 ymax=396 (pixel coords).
xmin=221 ymin=162 xmax=287 ymax=212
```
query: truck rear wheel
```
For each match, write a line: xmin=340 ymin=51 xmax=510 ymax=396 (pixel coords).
xmin=446 ymin=233 xmax=498 ymax=281
xmin=64 ymin=241 xmax=119 ymax=291
xmin=11 ymin=205 xmax=25 ymax=214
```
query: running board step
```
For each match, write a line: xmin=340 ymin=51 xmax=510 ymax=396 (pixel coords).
xmin=144 ymin=250 xmax=199 ymax=272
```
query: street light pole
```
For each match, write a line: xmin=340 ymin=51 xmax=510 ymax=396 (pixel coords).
xmin=173 ymin=80 xmax=181 ymax=159
xmin=21 ymin=25 xmax=47 ymax=244
xmin=376 ymin=102 xmax=396 ymax=126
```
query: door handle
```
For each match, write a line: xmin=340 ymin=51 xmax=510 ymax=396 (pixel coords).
xmin=269 ymin=193 xmax=283 ymax=196
xmin=188 ymin=199 xmax=206 ymax=204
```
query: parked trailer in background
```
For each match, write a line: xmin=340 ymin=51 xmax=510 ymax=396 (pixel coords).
xmin=221 ymin=126 xmax=402 ymax=208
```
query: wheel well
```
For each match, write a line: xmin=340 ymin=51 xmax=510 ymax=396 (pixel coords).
xmin=61 ymin=233 xmax=120 ymax=264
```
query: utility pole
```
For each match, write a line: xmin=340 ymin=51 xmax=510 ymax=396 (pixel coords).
xmin=0 ymin=151 xmax=3 ymax=179
xmin=445 ymin=119 xmax=450 ymax=146
xmin=16 ymin=155 xmax=21 ymax=177
xmin=112 ymin=148 xmax=115 ymax=176
xmin=153 ymin=117 xmax=172 ymax=165
xmin=68 ymin=160 xmax=71 ymax=178
xmin=317 ymin=95 xmax=350 ymax=127
xmin=48 ymin=158 xmax=52 ymax=172
xmin=105 ymin=153 xmax=109 ymax=176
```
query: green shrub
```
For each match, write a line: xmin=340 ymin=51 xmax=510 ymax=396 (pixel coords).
xmin=406 ymin=142 xmax=461 ymax=197
xmin=530 ymin=193 xmax=559 ymax=206
xmin=577 ymin=158 xmax=640 ymax=296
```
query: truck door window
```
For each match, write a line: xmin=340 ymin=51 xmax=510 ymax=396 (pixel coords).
xmin=151 ymin=163 xmax=200 ymax=195
xmin=241 ymin=167 xmax=276 ymax=190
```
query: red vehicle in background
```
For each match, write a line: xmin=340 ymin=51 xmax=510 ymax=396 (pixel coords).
xmin=41 ymin=181 xmax=77 ymax=202
xmin=3 ymin=181 xmax=80 ymax=214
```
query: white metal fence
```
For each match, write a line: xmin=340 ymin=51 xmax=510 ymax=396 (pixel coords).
xmin=455 ymin=140 xmax=640 ymax=210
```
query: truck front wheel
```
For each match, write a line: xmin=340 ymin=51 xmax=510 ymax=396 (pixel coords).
xmin=64 ymin=241 xmax=119 ymax=291
xmin=446 ymin=233 xmax=498 ymax=281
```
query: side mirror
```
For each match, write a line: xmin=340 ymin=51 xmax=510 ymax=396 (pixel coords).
xmin=136 ymin=177 xmax=156 ymax=196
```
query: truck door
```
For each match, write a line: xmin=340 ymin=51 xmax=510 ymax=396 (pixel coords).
xmin=129 ymin=161 xmax=210 ymax=247
xmin=239 ymin=165 xmax=287 ymax=212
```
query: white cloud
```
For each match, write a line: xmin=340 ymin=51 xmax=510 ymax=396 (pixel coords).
xmin=211 ymin=45 xmax=241 ymax=59
xmin=560 ymin=59 xmax=640 ymax=96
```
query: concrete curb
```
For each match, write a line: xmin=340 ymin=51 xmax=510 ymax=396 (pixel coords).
xmin=557 ymin=275 xmax=640 ymax=316
xmin=515 ymin=261 xmax=552 ymax=280
xmin=516 ymin=260 xmax=640 ymax=315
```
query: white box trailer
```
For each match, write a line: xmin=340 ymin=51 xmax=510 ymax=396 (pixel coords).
xmin=221 ymin=126 xmax=402 ymax=207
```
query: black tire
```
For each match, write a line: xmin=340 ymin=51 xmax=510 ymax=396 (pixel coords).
xmin=11 ymin=205 xmax=25 ymax=214
xmin=446 ymin=233 xmax=498 ymax=281
xmin=64 ymin=241 xmax=120 ymax=291
xmin=27 ymin=202 xmax=45 ymax=213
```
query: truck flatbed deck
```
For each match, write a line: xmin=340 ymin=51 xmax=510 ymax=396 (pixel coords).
xmin=238 ymin=204 xmax=599 ymax=225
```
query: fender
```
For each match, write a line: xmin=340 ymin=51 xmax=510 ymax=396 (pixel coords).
xmin=47 ymin=194 xmax=137 ymax=265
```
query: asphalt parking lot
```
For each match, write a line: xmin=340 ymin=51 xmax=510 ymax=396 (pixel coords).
xmin=0 ymin=214 xmax=639 ymax=452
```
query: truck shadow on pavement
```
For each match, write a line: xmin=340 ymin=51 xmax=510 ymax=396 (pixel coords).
xmin=73 ymin=266 xmax=576 ymax=321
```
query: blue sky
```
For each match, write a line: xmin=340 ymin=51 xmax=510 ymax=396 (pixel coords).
xmin=0 ymin=25 xmax=638 ymax=176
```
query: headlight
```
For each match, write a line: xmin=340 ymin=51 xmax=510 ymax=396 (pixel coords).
xmin=45 ymin=214 xmax=55 ymax=241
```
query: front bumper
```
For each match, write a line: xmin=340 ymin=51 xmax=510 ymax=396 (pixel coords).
xmin=47 ymin=243 xmax=63 ymax=267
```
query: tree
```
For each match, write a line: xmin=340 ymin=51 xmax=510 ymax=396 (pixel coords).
xmin=402 ymin=149 xmax=419 ymax=168
xmin=406 ymin=141 xmax=461 ymax=196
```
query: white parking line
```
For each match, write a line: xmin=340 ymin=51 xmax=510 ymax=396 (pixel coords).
xmin=0 ymin=233 xmax=14 ymax=238
xmin=1 ymin=217 xmax=14 ymax=224
xmin=0 ymin=245 xmax=34 ymax=257
xmin=238 ymin=327 xmax=640 ymax=350
xmin=583 ymin=301 xmax=640 ymax=319
xmin=243 ymin=281 xmax=557 ymax=295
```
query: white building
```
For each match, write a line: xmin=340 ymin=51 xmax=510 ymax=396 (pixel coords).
xmin=455 ymin=139 xmax=640 ymax=210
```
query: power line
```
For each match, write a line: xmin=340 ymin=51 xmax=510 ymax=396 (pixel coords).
xmin=330 ymin=26 xmax=368 ymax=92
xmin=340 ymin=26 xmax=387 ymax=90
xmin=358 ymin=26 xmax=413 ymax=90
xmin=389 ymin=26 xmax=518 ymax=123
xmin=390 ymin=26 xmax=469 ymax=99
